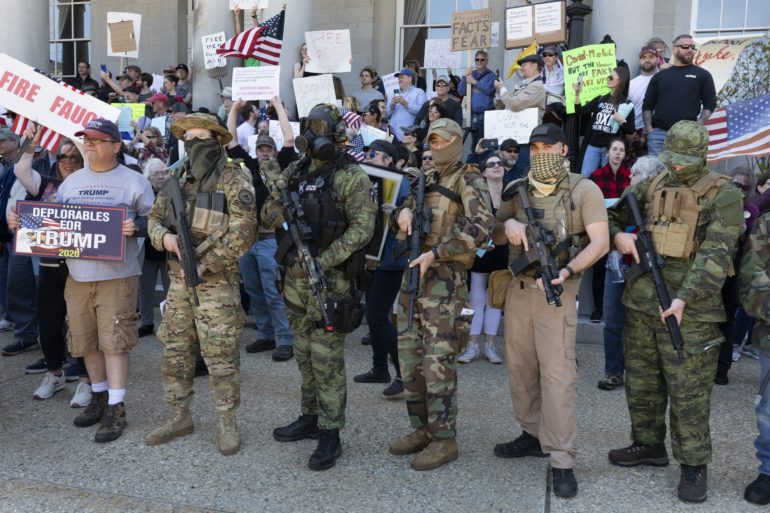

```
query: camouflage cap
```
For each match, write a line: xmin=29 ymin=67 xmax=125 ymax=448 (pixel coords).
xmin=659 ymin=120 xmax=708 ymax=167
xmin=427 ymin=118 xmax=462 ymax=141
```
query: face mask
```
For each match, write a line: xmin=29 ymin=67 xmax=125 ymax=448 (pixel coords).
xmin=185 ymin=138 xmax=225 ymax=192
xmin=666 ymin=158 xmax=705 ymax=183
xmin=431 ymin=135 xmax=462 ymax=170
xmin=528 ymin=152 xmax=568 ymax=196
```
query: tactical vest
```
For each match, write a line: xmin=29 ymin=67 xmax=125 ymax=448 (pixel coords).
xmin=644 ymin=171 xmax=729 ymax=259
xmin=507 ymin=174 xmax=588 ymax=276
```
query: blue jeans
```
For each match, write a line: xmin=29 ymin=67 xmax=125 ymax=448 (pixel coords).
xmin=581 ymin=144 xmax=608 ymax=177
xmin=240 ymin=238 xmax=293 ymax=346
xmin=602 ymin=277 xmax=626 ymax=375
xmin=365 ymin=268 xmax=404 ymax=376
xmin=733 ymin=307 xmax=755 ymax=346
xmin=755 ymin=352 xmax=770 ymax=474
xmin=0 ymin=245 xmax=8 ymax=320
xmin=647 ymin=128 xmax=667 ymax=157
xmin=6 ymin=242 xmax=38 ymax=342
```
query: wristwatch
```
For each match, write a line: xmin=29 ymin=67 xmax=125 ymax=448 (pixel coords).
xmin=432 ymin=248 xmax=440 ymax=260
xmin=563 ymin=264 xmax=575 ymax=279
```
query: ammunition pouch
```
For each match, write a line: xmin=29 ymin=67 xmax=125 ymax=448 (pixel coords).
xmin=321 ymin=291 xmax=365 ymax=334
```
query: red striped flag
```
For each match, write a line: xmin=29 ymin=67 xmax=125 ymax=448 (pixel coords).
xmin=342 ymin=111 xmax=362 ymax=131
xmin=10 ymin=115 xmax=62 ymax=153
xmin=707 ymin=93 xmax=770 ymax=162
xmin=217 ymin=10 xmax=284 ymax=66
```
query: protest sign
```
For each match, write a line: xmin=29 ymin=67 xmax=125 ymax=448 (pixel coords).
xmin=202 ymin=32 xmax=227 ymax=70
xmin=423 ymin=39 xmax=461 ymax=69
xmin=15 ymin=202 xmax=126 ymax=261
xmin=293 ymin=74 xmax=337 ymax=118
xmin=304 ymin=30 xmax=352 ymax=74
xmin=268 ymin=120 xmax=299 ymax=151
xmin=693 ymin=36 xmax=760 ymax=93
xmin=232 ymin=66 xmax=280 ymax=100
xmin=115 ymin=106 xmax=132 ymax=132
xmin=0 ymin=54 xmax=120 ymax=140
xmin=112 ymin=103 xmax=145 ymax=121
xmin=107 ymin=12 xmax=142 ymax=58
xmin=358 ymin=124 xmax=390 ymax=146
xmin=150 ymin=115 xmax=168 ymax=136
xmin=562 ymin=44 xmax=616 ymax=115
xmin=505 ymin=1 xmax=566 ymax=49
xmin=483 ymin=109 xmax=539 ymax=144
xmin=229 ymin=0 xmax=268 ymax=9
xmin=451 ymin=8 xmax=492 ymax=51
xmin=381 ymin=73 xmax=399 ymax=99
xmin=360 ymin=164 xmax=404 ymax=262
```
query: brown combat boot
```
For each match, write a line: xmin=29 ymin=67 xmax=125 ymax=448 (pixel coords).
xmin=389 ymin=427 xmax=431 ymax=456
xmin=145 ymin=407 xmax=194 ymax=446
xmin=411 ymin=438 xmax=458 ymax=471
xmin=608 ymin=442 xmax=669 ymax=467
xmin=218 ymin=411 xmax=240 ymax=456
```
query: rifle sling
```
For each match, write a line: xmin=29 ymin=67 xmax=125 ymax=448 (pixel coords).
xmin=509 ymin=237 xmax=573 ymax=275
xmin=434 ymin=184 xmax=462 ymax=204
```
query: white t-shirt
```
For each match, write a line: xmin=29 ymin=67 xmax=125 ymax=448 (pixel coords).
xmin=236 ymin=121 xmax=256 ymax=152
xmin=628 ymin=74 xmax=654 ymax=130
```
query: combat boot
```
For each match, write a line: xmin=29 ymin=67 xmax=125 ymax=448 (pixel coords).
xmin=411 ymin=437 xmax=458 ymax=471
xmin=389 ymin=427 xmax=431 ymax=456
xmin=273 ymin=414 xmax=320 ymax=442
xmin=308 ymin=429 xmax=342 ymax=471
xmin=745 ymin=473 xmax=770 ymax=505
xmin=145 ymin=407 xmax=194 ymax=446
xmin=73 ymin=391 xmax=107 ymax=427
xmin=678 ymin=464 xmax=707 ymax=503
xmin=608 ymin=442 xmax=669 ymax=467
xmin=217 ymin=411 xmax=240 ymax=455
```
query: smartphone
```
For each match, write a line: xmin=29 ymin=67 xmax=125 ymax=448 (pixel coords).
xmin=482 ymin=139 xmax=499 ymax=150
xmin=100 ymin=64 xmax=107 ymax=72
xmin=392 ymin=89 xmax=400 ymax=97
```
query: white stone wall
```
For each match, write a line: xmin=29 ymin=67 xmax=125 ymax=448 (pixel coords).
xmin=0 ymin=0 xmax=50 ymax=71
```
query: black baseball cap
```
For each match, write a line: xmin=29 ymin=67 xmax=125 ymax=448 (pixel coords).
xmin=529 ymin=124 xmax=566 ymax=145
xmin=176 ymin=63 xmax=189 ymax=73
xmin=500 ymin=138 xmax=519 ymax=151
xmin=74 ymin=118 xmax=121 ymax=141
xmin=364 ymin=139 xmax=398 ymax=161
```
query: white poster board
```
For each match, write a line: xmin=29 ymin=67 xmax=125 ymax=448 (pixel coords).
xmin=292 ymin=74 xmax=337 ymax=118
xmin=150 ymin=115 xmax=167 ymax=136
xmin=506 ymin=7 xmax=533 ymax=41
xmin=534 ymin=2 xmax=563 ymax=33
xmin=358 ymin=124 xmax=390 ymax=146
xmin=483 ymin=108 xmax=539 ymax=144
xmin=423 ymin=40 xmax=462 ymax=69
xmin=201 ymin=32 xmax=227 ymax=70
xmin=229 ymin=0 xmax=268 ymax=9
xmin=304 ymin=30 xmax=352 ymax=74
xmin=231 ymin=66 xmax=280 ymax=101
xmin=693 ymin=36 xmax=761 ymax=93
xmin=381 ymin=73 xmax=400 ymax=98
xmin=268 ymin=120 xmax=299 ymax=151
xmin=0 ymin=53 xmax=120 ymax=141
xmin=107 ymin=12 xmax=142 ymax=58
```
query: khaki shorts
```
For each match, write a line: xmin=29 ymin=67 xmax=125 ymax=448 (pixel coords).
xmin=64 ymin=276 xmax=139 ymax=357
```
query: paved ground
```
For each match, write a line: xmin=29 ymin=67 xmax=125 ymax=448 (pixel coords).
xmin=0 ymin=315 xmax=763 ymax=513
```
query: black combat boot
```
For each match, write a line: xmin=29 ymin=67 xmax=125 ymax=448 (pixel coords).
xmin=308 ymin=429 xmax=342 ymax=471
xmin=608 ymin=442 xmax=669 ymax=467
xmin=494 ymin=431 xmax=547 ymax=458
xmin=273 ymin=414 xmax=320 ymax=442
xmin=678 ymin=464 xmax=708 ymax=503
xmin=552 ymin=468 xmax=578 ymax=498
xmin=745 ymin=473 xmax=770 ymax=505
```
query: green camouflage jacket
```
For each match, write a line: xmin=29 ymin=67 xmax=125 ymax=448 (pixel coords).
xmin=740 ymin=211 xmax=770 ymax=350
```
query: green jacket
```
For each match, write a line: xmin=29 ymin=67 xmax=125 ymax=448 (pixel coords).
xmin=740 ymin=211 xmax=770 ymax=350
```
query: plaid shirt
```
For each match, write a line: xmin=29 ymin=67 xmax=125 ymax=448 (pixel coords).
xmin=589 ymin=163 xmax=631 ymax=199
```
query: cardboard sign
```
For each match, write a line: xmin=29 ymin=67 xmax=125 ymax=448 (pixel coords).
xmin=292 ymin=74 xmax=337 ymax=118
xmin=304 ymin=30 xmax=352 ymax=74
xmin=202 ymin=32 xmax=227 ymax=70
xmin=451 ymin=8 xmax=492 ymax=52
xmin=229 ymin=0 xmax=268 ymax=9
xmin=424 ymin=39 xmax=462 ymax=69
xmin=562 ymin=44 xmax=616 ymax=115
xmin=693 ymin=37 xmax=760 ymax=93
xmin=232 ymin=66 xmax=280 ymax=101
xmin=15 ymin=202 xmax=126 ymax=261
xmin=0 ymin=54 xmax=120 ymax=140
xmin=505 ymin=1 xmax=566 ymax=50
xmin=483 ymin=108 xmax=539 ymax=144
xmin=107 ymin=12 xmax=142 ymax=58
xmin=360 ymin=164 xmax=404 ymax=262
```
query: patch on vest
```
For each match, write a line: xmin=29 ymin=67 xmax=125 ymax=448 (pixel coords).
xmin=238 ymin=188 xmax=255 ymax=206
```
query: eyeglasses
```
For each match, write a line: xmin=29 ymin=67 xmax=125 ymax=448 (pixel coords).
xmin=542 ymin=52 xmax=556 ymax=57
xmin=475 ymin=58 xmax=486 ymax=62
xmin=422 ymin=155 xmax=433 ymax=161
xmin=182 ymin=132 xmax=213 ymax=141
xmin=486 ymin=161 xmax=502 ymax=168
xmin=676 ymin=44 xmax=696 ymax=50
xmin=57 ymin=155 xmax=81 ymax=162
xmin=503 ymin=149 xmax=519 ymax=154
xmin=82 ymin=137 xmax=116 ymax=145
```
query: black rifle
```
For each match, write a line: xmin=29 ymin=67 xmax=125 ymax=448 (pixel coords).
xmin=163 ymin=177 xmax=204 ymax=306
xmin=507 ymin=182 xmax=563 ymax=306
xmin=407 ymin=170 xmax=432 ymax=330
xmin=278 ymin=183 xmax=334 ymax=332
xmin=623 ymin=192 xmax=685 ymax=364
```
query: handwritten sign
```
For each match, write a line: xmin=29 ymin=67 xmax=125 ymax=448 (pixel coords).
xmin=381 ymin=73 xmax=399 ymax=99
xmin=562 ymin=44 xmax=616 ymax=115
xmin=358 ymin=124 xmax=391 ymax=146
xmin=112 ymin=103 xmax=145 ymax=121
xmin=107 ymin=12 xmax=142 ymax=58
xmin=293 ymin=74 xmax=337 ymax=118
xmin=506 ymin=7 xmax=532 ymax=41
xmin=424 ymin=39 xmax=462 ymax=69
xmin=232 ymin=66 xmax=280 ymax=101
xmin=693 ymin=37 xmax=760 ymax=93
xmin=483 ymin=109 xmax=539 ymax=144
xmin=0 ymin=54 xmax=120 ymax=140
xmin=268 ymin=120 xmax=299 ymax=151
xmin=505 ymin=1 xmax=566 ymax=49
xmin=150 ymin=115 xmax=168 ymax=136
xmin=14 ymin=202 xmax=126 ymax=261
xmin=201 ymin=32 xmax=227 ymax=70
xmin=229 ymin=0 xmax=268 ymax=9
xmin=451 ymin=9 xmax=492 ymax=52
xmin=304 ymin=30 xmax=352 ymax=74
xmin=535 ymin=2 xmax=563 ymax=33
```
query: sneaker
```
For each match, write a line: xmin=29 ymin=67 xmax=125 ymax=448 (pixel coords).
xmin=1 ymin=339 xmax=37 ymax=356
xmin=745 ymin=473 xmax=770 ymax=505
xmin=272 ymin=345 xmax=294 ymax=362
xmin=32 ymin=372 xmax=67 ymax=400
xmin=0 ymin=318 xmax=14 ymax=332
xmin=494 ymin=431 xmax=547 ymax=458
xmin=732 ymin=346 xmax=742 ymax=362
xmin=70 ymin=382 xmax=92 ymax=408
xmin=382 ymin=378 xmax=404 ymax=398
xmin=94 ymin=402 xmax=127 ymax=443
xmin=353 ymin=368 xmax=390 ymax=384
xmin=678 ymin=464 xmax=707 ymax=503
xmin=25 ymin=358 xmax=48 ymax=374
xmin=137 ymin=324 xmax=154 ymax=337
xmin=458 ymin=343 xmax=480 ymax=364
xmin=484 ymin=342 xmax=502 ymax=364
xmin=608 ymin=442 xmax=669 ymax=467
xmin=743 ymin=345 xmax=761 ymax=360
xmin=552 ymin=468 xmax=578 ymax=498
xmin=245 ymin=339 xmax=276 ymax=353
xmin=590 ymin=308 xmax=602 ymax=323
xmin=63 ymin=362 xmax=81 ymax=382
xmin=597 ymin=373 xmax=624 ymax=391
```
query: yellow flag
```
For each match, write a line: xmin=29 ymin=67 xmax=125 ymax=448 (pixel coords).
xmin=506 ymin=41 xmax=538 ymax=79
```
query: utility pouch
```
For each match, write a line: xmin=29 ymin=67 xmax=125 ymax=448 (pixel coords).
xmin=326 ymin=292 xmax=364 ymax=334
xmin=487 ymin=269 xmax=513 ymax=309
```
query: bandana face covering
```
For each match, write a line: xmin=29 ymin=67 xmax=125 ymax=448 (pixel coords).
xmin=665 ymin=157 xmax=706 ymax=184
xmin=528 ymin=152 xmax=568 ymax=197
xmin=185 ymin=138 xmax=225 ymax=192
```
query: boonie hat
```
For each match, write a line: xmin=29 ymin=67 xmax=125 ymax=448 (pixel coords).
xmin=171 ymin=112 xmax=232 ymax=145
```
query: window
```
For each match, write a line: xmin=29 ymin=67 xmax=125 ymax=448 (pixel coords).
xmin=49 ymin=0 xmax=91 ymax=78
xmin=692 ymin=0 xmax=770 ymax=37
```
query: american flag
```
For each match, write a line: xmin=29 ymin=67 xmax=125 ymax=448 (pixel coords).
xmin=706 ymin=93 xmax=770 ymax=162
xmin=341 ymin=109 xmax=362 ymax=132
xmin=217 ymin=10 xmax=285 ymax=66
xmin=20 ymin=213 xmax=62 ymax=231
xmin=346 ymin=148 xmax=365 ymax=162
xmin=11 ymin=115 xmax=62 ymax=153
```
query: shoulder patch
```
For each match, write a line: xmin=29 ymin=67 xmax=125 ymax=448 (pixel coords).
xmin=238 ymin=188 xmax=255 ymax=206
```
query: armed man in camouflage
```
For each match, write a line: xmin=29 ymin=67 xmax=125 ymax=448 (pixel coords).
xmin=261 ymin=103 xmax=376 ymax=471
xmin=389 ymin=118 xmax=493 ymax=471
xmin=739 ymin=210 xmax=770 ymax=505
xmin=145 ymin=113 xmax=257 ymax=456
xmin=607 ymin=120 xmax=742 ymax=503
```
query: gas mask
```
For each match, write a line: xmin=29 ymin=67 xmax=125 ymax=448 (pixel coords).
xmin=295 ymin=105 xmax=342 ymax=161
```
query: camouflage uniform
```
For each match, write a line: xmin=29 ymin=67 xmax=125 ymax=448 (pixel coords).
xmin=608 ymin=121 xmax=742 ymax=465
xmin=395 ymin=159 xmax=493 ymax=440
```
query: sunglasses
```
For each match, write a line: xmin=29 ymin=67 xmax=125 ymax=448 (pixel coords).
xmin=182 ymin=133 xmax=213 ymax=141
xmin=422 ymin=155 xmax=433 ymax=161
xmin=486 ymin=161 xmax=502 ymax=168
xmin=57 ymin=155 xmax=81 ymax=162
xmin=503 ymin=148 xmax=519 ymax=154
xmin=542 ymin=52 xmax=556 ymax=57
xmin=475 ymin=58 xmax=486 ymax=62
xmin=82 ymin=137 xmax=117 ymax=145
xmin=676 ymin=44 xmax=696 ymax=50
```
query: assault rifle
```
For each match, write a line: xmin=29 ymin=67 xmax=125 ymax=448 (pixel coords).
xmin=507 ymin=181 xmax=563 ymax=307
xmin=623 ymin=192 xmax=685 ymax=364
xmin=407 ymin=170 xmax=432 ymax=330
xmin=163 ymin=177 xmax=203 ymax=306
